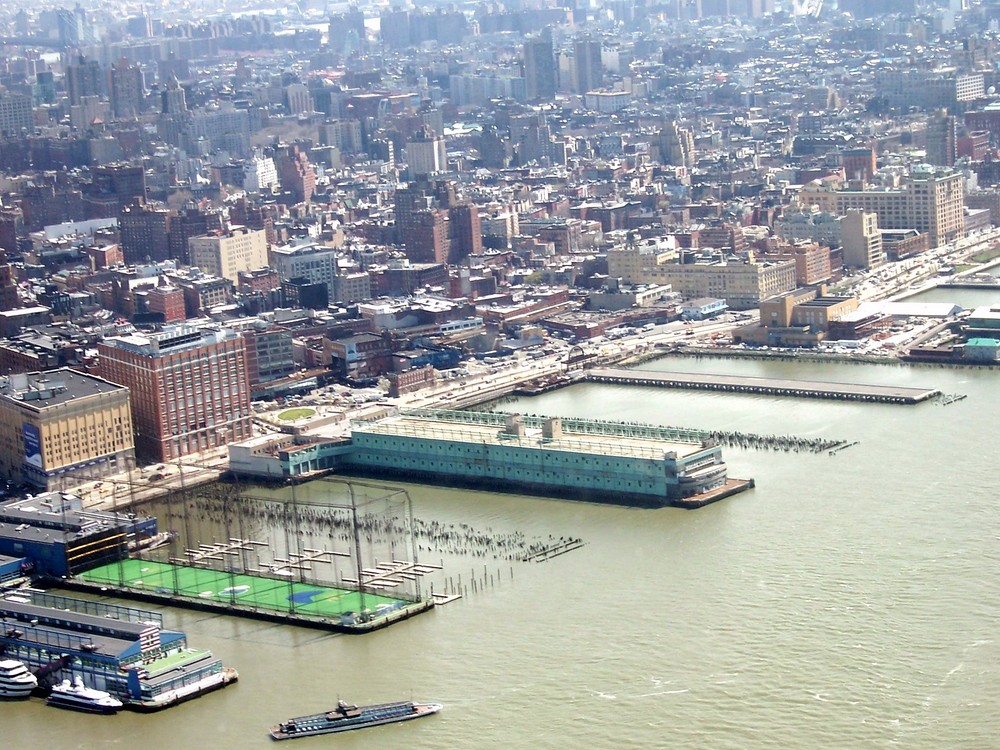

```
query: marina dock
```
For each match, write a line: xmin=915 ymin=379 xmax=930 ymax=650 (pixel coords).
xmin=586 ymin=368 xmax=940 ymax=404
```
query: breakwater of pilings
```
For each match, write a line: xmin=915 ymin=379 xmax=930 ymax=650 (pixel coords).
xmin=368 ymin=515 xmax=586 ymax=564
xmin=938 ymin=393 xmax=968 ymax=406
xmin=145 ymin=491 xmax=585 ymax=565
xmin=705 ymin=430 xmax=851 ymax=454
xmin=828 ymin=441 xmax=860 ymax=456
xmin=479 ymin=405 xmax=851 ymax=455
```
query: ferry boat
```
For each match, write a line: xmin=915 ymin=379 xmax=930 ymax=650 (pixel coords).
xmin=0 ymin=659 xmax=37 ymax=698
xmin=46 ymin=677 xmax=123 ymax=714
xmin=269 ymin=699 xmax=442 ymax=740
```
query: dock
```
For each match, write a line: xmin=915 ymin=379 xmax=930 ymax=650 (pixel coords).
xmin=937 ymin=281 xmax=1000 ymax=289
xmin=586 ymin=368 xmax=940 ymax=404
xmin=60 ymin=558 xmax=434 ymax=634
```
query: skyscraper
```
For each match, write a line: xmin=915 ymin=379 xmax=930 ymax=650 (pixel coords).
xmin=524 ymin=35 xmax=557 ymax=102
xmin=168 ymin=205 xmax=224 ymax=265
xmin=573 ymin=37 xmax=603 ymax=94
xmin=161 ymin=75 xmax=188 ymax=115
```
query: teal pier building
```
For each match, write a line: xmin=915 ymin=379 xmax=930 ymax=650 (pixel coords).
xmin=344 ymin=410 xmax=750 ymax=508
xmin=231 ymin=410 xmax=752 ymax=508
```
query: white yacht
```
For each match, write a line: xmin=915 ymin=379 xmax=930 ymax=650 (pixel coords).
xmin=0 ymin=659 xmax=37 ymax=698
xmin=46 ymin=677 xmax=123 ymax=714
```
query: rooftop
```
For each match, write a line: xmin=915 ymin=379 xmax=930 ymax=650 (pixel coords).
xmin=0 ymin=368 xmax=126 ymax=409
xmin=101 ymin=325 xmax=237 ymax=356
xmin=353 ymin=409 xmax=711 ymax=462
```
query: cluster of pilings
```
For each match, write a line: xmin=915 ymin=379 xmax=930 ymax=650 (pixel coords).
xmin=705 ymin=430 xmax=851 ymax=454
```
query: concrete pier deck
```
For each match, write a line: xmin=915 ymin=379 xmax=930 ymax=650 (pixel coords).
xmin=586 ymin=368 xmax=939 ymax=404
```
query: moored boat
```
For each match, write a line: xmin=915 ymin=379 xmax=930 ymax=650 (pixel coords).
xmin=0 ymin=659 xmax=37 ymax=699
xmin=46 ymin=677 xmax=123 ymax=714
xmin=269 ymin=699 xmax=441 ymax=740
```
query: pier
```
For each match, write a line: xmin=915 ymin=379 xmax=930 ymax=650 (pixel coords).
xmin=937 ymin=281 xmax=1000 ymax=289
xmin=586 ymin=368 xmax=940 ymax=404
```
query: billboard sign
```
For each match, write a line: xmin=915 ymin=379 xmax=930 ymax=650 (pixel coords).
xmin=23 ymin=423 xmax=42 ymax=468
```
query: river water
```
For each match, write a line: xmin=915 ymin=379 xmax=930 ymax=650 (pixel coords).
xmin=4 ymin=354 xmax=1000 ymax=749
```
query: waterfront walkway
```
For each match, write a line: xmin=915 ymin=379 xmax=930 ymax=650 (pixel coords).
xmin=586 ymin=368 xmax=940 ymax=404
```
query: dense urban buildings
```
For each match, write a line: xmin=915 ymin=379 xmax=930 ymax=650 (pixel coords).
xmin=0 ymin=0 xmax=990 ymax=467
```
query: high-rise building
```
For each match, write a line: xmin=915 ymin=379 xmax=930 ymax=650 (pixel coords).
xmin=318 ymin=119 xmax=363 ymax=154
xmin=168 ymin=205 xmax=225 ymax=265
xmin=161 ymin=75 xmax=188 ymax=115
xmin=406 ymin=126 xmax=448 ymax=178
xmin=119 ymin=199 xmax=172 ymax=264
xmin=283 ymin=83 xmax=313 ymax=115
xmin=841 ymin=210 xmax=885 ymax=269
xmin=0 ymin=369 xmax=135 ymax=490
xmin=98 ymin=325 xmax=252 ymax=462
xmin=243 ymin=152 xmax=278 ymax=195
xmin=110 ymin=58 xmax=144 ymax=120
xmin=800 ymin=167 xmax=964 ymax=248
xmin=395 ymin=182 xmax=445 ymax=263
xmin=328 ymin=8 xmax=366 ymax=56
xmin=448 ymin=203 xmax=482 ymax=263
xmin=65 ymin=56 xmax=104 ymax=106
xmin=926 ymin=109 xmax=957 ymax=167
xmin=656 ymin=121 xmax=695 ymax=168
xmin=0 ymin=91 xmax=33 ymax=139
xmin=271 ymin=242 xmax=340 ymax=301
xmin=524 ymin=35 xmax=557 ymax=102
xmin=573 ymin=37 xmax=603 ymax=94
xmin=188 ymin=226 xmax=269 ymax=284
xmin=275 ymin=144 xmax=316 ymax=204
xmin=85 ymin=164 xmax=146 ymax=218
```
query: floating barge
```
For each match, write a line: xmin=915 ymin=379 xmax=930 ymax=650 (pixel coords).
xmin=586 ymin=368 xmax=939 ymax=404
xmin=270 ymin=699 xmax=442 ymax=740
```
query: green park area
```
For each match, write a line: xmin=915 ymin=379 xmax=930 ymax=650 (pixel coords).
xmin=277 ymin=407 xmax=316 ymax=421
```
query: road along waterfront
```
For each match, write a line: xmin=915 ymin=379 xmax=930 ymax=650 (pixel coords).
xmin=4 ymin=355 xmax=1000 ymax=749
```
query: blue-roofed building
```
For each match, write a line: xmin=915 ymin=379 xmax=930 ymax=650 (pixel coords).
xmin=0 ymin=592 xmax=237 ymax=709
xmin=0 ymin=492 xmax=157 ymax=577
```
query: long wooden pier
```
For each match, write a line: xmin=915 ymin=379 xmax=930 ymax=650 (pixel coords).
xmin=586 ymin=368 xmax=939 ymax=404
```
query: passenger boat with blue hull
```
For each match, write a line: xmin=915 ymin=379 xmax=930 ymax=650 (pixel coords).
xmin=46 ymin=677 xmax=123 ymax=714
xmin=270 ymin=699 xmax=442 ymax=740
